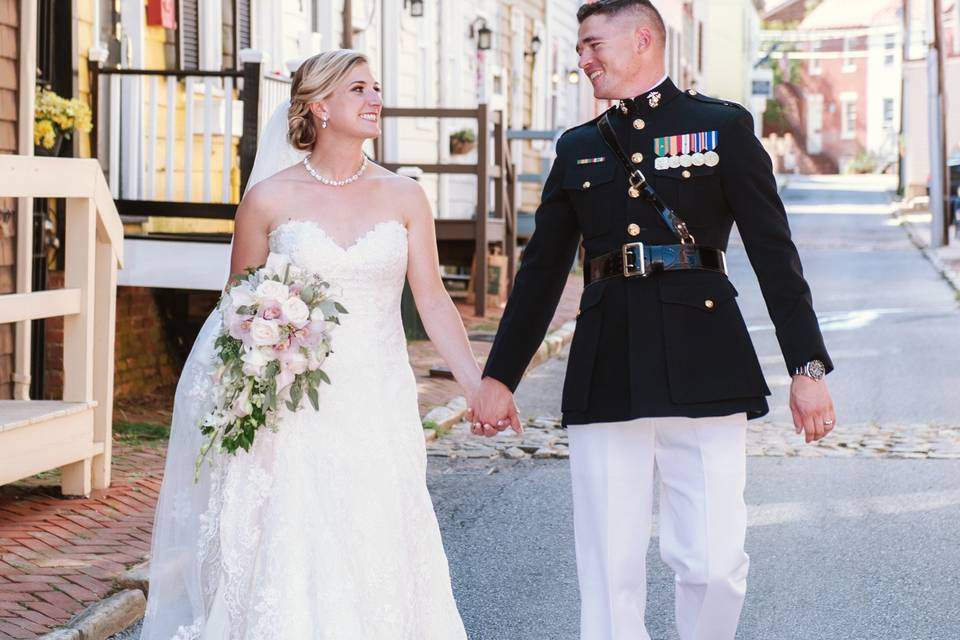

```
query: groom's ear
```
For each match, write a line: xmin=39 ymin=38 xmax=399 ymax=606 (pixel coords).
xmin=634 ymin=25 xmax=653 ymax=54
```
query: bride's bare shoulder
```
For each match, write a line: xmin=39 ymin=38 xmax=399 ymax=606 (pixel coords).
xmin=236 ymin=165 xmax=309 ymax=231
xmin=365 ymin=162 xmax=424 ymax=195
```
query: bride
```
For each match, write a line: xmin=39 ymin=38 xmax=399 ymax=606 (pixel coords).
xmin=140 ymin=49 xmax=490 ymax=639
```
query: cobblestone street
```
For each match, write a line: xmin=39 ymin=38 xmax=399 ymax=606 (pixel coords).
xmin=427 ymin=411 xmax=960 ymax=463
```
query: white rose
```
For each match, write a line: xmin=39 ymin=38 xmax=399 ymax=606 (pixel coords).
xmin=284 ymin=351 xmax=308 ymax=375
xmin=264 ymin=252 xmax=291 ymax=277
xmin=240 ymin=347 xmax=272 ymax=377
xmin=249 ymin=317 xmax=281 ymax=346
xmin=281 ymin=297 xmax=310 ymax=326
xmin=230 ymin=285 xmax=256 ymax=308
xmin=255 ymin=279 xmax=290 ymax=302
xmin=310 ymin=307 xmax=325 ymax=322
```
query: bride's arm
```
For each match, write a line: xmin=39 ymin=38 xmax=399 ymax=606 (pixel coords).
xmin=227 ymin=185 xmax=272 ymax=289
xmin=404 ymin=181 xmax=482 ymax=399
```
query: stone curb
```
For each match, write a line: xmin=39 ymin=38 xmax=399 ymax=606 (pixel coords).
xmin=420 ymin=320 xmax=577 ymax=438
xmin=894 ymin=206 xmax=960 ymax=292
xmin=38 ymin=589 xmax=146 ymax=640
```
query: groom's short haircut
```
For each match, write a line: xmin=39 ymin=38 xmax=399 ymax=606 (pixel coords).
xmin=577 ymin=0 xmax=666 ymax=48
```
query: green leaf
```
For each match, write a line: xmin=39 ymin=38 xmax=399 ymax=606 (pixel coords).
xmin=285 ymin=399 xmax=297 ymax=411
xmin=334 ymin=302 xmax=348 ymax=314
xmin=307 ymin=387 xmax=319 ymax=410
xmin=316 ymin=370 xmax=331 ymax=384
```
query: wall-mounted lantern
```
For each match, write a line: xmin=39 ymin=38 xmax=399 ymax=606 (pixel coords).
xmin=525 ymin=34 xmax=542 ymax=59
xmin=567 ymin=69 xmax=580 ymax=84
xmin=404 ymin=0 xmax=425 ymax=18
xmin=470 ymin=18 xmax=493 ymax=51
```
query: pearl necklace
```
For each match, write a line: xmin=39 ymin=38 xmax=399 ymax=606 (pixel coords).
xmin=303 ymin=154 xmax=368 ymax=187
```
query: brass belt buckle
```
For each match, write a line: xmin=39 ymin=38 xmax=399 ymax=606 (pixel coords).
xmin=622 ymin=242 xmax=646 ymax=278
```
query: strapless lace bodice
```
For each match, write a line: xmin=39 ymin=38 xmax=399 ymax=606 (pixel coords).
xmin=268 ymin=217 xmax=408 ymax=321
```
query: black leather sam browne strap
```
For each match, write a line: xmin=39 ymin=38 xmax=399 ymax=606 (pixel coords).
xmin=597 ymin=112 xmax=696 ymax=245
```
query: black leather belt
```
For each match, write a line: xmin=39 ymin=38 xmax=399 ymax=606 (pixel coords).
xmin=585 ymin=242 xmax=728 ymax=285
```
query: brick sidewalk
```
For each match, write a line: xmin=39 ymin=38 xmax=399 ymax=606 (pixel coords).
xmin=0 ymin=274 xmax=582 ymax=638
xmin=0 ymin=445 xmax=164 ymax=638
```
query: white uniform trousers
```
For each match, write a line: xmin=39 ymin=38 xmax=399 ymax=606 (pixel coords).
xmin=568 ymin=413 xmax=750 ymax=640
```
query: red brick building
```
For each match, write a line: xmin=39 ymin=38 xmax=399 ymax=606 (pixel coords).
xmin=790 ymin=0 xmax=903 ymax=173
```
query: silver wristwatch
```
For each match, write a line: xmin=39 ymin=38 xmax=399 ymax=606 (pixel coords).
xmin=794 ymin=359 xmax=826 ymax=381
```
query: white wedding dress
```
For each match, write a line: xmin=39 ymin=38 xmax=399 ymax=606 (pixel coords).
xmin=139 ymin=218 xmax=468 ymax=639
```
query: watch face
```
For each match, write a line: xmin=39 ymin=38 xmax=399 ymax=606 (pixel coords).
xmin=806 ymin=360 xmax=826 ymax=380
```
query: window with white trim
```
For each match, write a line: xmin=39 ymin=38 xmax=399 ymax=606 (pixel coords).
xmin=883 ymin=32 xmax=896 ymax=67
xmin=841 ymin=96 xmax=857 ymax=140
xmin=882 ymin=98 xmax=894 ymax=131
xmin=809 ymin=38 xmax=821 ymax=75
xmin=843 ymin=36 xmax=857 ymax=72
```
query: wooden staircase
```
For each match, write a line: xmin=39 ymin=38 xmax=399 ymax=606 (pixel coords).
xmin=0 ymin=156 xmax=123 ymax=496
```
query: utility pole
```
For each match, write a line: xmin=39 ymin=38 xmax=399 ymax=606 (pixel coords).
xmin=898 ymin=0 xmax=910 ymax=196
xmin=342 ymin=0 xmax=353 ymax=49
xmin=928 ymin=0 xmax=949 ymax=246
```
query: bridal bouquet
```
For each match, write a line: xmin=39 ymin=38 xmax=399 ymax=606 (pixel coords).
xmin=195 ymin=253 xmax=346 ymax=478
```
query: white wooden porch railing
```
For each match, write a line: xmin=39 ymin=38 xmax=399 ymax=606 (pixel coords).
xmin=0 ymin=156 xmax=123 ymax=496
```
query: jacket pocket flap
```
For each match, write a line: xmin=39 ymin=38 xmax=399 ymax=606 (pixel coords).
xmin=562 ymin=161 xmax=617 ymax=190
xmin=578 ymin=279 xmax=608 ymax=312
xmin=658 ymin=274 xmax=737 ymax=311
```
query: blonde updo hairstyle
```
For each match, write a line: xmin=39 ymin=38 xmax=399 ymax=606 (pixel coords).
xmin=288 ymin=49 xmax=370 ymax=151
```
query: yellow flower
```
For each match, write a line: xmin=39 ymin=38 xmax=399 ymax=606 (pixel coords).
xmin=34 ymin=88 xmax=93 ymax=138
xmin=34 ymin=119 xmax=55 ymax=148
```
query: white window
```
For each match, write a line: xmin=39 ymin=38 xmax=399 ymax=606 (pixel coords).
xmin=882 ymin=98 xmax=895 ymax=131
xmin=843 ymin=36 xmax=857 ymax=72
xmin=884 ymin=32 xmax=896 ymax=66
xmin=809 ymin=39 xmax=821 ymax=75
xmin=841 ymin=95 xmax=857 ymax=140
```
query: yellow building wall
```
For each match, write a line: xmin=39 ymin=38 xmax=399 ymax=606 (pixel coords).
xmin=74 ymin=10 xmax=240 ymax=236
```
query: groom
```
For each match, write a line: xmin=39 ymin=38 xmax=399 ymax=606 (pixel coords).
xmin=468 ymin=1 xmax=835 ymax=639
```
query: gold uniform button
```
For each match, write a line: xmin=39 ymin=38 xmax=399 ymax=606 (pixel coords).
xmin=582 ymin=180 xmax=591 ymax=189
xmin=631 ymin=152 xmax=643 ymax=163
xmin=627 ymin=223 xmax=641 ymax=237
xmin=682 ymin=169 xmax=692 ymax=178
xmin=633 ymin=118 xmax=645 ymax=130
xmin=704 ymin=299 xmax=715 ymax=309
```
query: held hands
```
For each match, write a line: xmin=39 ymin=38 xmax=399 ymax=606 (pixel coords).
xmin=465 ymin=377 xmax=523 ymax=438
xmin=790 ymin=375 xmax=836 ymax=443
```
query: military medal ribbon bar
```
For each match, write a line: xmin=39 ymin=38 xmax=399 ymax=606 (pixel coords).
xmin=653 ymin=130 xmax=719 ymax=171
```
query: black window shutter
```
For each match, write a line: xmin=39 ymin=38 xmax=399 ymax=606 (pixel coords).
xmin=178 ymin=0 xmax=199 ymax=70
xmin=237 ymin=0 xmax=251 ymax=57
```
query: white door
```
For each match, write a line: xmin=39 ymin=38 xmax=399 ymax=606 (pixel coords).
xmin=806 ymin=94 xmax=823 ymax=154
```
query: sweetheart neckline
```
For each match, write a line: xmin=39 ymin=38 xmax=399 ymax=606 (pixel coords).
xmin=268 ymin=218 xmax=407 ymax=253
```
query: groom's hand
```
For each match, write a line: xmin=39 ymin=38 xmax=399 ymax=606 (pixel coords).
xmin=790 ymin=376 xmax=836 ymax=443
xmin=465 ymin=377 xmax=523 ymax=437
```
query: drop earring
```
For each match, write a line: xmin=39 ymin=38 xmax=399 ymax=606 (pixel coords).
xmin=321 ymin=116 xmax=328 ymax=129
